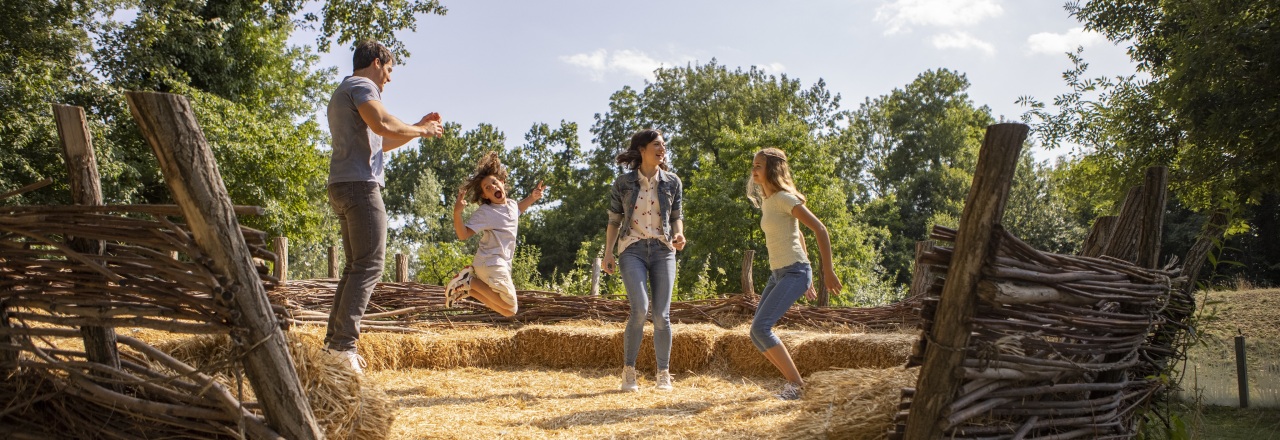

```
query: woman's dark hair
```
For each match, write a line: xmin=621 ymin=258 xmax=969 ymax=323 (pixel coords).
xmin=615 ymin=129 xmax=669 ymax=171
xmin=353 ymin=40 xmax=394 ymax=71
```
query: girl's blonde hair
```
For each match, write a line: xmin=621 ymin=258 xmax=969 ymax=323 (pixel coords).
xmin=461 ymin=151 xmax=508 ymax=204
xmin=746 ymin=147 xmax=806 ymax=208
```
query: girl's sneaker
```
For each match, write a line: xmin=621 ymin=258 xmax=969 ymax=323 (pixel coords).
xmin=620 ymin=366 xmax=639 ymax=392
xmin=655 ymin=370 xmax=673 ymax=391
xmin=444 ymin=266 xmax=473 ymax=307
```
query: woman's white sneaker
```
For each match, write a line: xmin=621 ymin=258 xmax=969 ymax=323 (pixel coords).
xmin=620 ymin=366 xmax=639 ymax=392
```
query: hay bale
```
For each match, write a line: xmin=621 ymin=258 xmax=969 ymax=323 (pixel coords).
xmin=513 ymin=323 xmax=725 ymax=374
xmin=156 ymin=332 xmax=394 ymax=440
xmin=358 ymin=329 xmax=517 ymax=371
xmin=516 ymin=324 xmax=621 ymax=369
xmin=784 ymin=367 xmax=919 ymax=440
xmin=792 ymin=332 xmax=915 ymax=374
xmin=715 ymin=330 xmax=803 ymax=377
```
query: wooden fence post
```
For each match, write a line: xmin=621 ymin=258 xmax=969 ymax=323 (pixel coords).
xmin=590 ymin=257 xmax=602 ymax=296
xmin=1136 ymin=166 xmax=1168 ymax=269
xmin=273 ymin=236 xmax=288 ymax=283
xmin=1101 ymin=186 xmax=1144 ymax=262
xmin=53 ymin=104 xmax=121 ymax=373
xmin=328 ymin=245 xmax=339 ymax=279
xmin=741 ymin=250 xmax=755 ymax=295
xmin=1079 ymin=215 xmax=1117 ymax=257
xmin=125 ymin=91 xmax=322 ymax=440
xmin=1236 ymin=333 xmax=1249 ymax=408
xmin=904 ymin=123 xmax=1027 ymax=440
xmin=395 ymin=253 xmax=408 ymax=283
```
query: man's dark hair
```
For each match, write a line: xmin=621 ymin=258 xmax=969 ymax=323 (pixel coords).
xmin=353 ymin=41 xmax=394 ymax=71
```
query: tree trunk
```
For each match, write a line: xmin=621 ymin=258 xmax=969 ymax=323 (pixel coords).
xmin=124 ymin=91 xmax=322 ymax=440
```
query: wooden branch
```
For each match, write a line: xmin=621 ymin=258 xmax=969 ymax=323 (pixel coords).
xmin=125 ymin=91 xmax=322 ymax=440
xmin=0 ymin=178 xmax=53 ymax=201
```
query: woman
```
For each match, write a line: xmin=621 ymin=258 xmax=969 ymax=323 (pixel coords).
xmin=603 ymin=129 xmax=687 ymax=392
xmin=745 ymin=147 xmax=842 ymax=400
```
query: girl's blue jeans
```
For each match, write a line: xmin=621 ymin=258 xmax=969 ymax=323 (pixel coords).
xmin=751 ymin=261 xmax=811 ymax=352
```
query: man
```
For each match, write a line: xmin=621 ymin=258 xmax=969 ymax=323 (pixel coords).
xmin=325 ymin=40 xmax=442 ymax=373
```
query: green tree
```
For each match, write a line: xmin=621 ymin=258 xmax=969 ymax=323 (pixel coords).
xmin=846 ymin=69 xmax=994 ymax=283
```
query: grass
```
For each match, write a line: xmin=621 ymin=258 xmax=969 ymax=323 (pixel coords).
xmin=1195 ymin=405 xmax=1280 ymax=439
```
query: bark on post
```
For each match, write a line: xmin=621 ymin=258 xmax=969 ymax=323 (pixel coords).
xmin=1079 ymin=216 xmax=1117 ymax=257
xmin=1181 ymin=211 xmax=1229 ymax=295
xmin=273 ymin=236 xmax=288 ymax=283
xmin=741 ymin=250 xmax=755 ymax=295
xmin=1136 ymin=167 xmax=1168 ymax=269
xmin=125 ymin=91 xmax=322 ymax=440
xmin=904 ymin=123 xmax=1027 ymax=440
xmin=395 ymin=253 xmax=408 ymax=283
xmin=53 ymin=104 xmax=121 ymax=372
xmin=328 ymin=245 xmax=339 ymax=279
xmin=1101 ymin=186 xmax=1144 ymax=262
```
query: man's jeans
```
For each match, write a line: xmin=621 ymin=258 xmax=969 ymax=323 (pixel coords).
xmin=619 ymin=238 xmax=676 ymax=371
xmin=325 ymin=181 xmax=386 ymax=351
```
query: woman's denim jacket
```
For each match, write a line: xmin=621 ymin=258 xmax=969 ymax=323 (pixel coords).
xmin=607 ymin=168 xmax=683 ymax=249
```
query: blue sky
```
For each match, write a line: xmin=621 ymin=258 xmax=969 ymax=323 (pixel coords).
xmin=293 ymin=0 xmax=1137 ymax=160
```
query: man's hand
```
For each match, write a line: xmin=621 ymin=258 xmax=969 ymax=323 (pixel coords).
xmin=415 ymin=112 xmax=444 ymax=138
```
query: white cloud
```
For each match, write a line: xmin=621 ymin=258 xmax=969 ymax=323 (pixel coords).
xmin=875 ymin=0 xmax=1004 ymax=35
xmin=559 ymin=49 xmax=669 ymax=81
xmin=757 ymin=62 xmax=787 ymax=74
xmin=932 ymin=31 xmax=996 ymax=56
xmin=1026 ymin=27 xmax=1107 ymax=55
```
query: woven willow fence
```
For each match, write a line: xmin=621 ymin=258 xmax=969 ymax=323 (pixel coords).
xmin=892 ymin=225 xmax=1186 ymax=439
xmin=0 ymin=205 xmax=286 ymax=439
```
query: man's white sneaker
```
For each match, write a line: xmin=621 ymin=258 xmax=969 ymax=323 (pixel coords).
xmin=620 ymin=366 xmax=639 ymax=392
xmin=655 ymin=369 xmax=673 ymax=391
xmin=776 ymin=382 xmax=803 ymax=400
xmin=328 ymin=348 xmax=366 ymax=374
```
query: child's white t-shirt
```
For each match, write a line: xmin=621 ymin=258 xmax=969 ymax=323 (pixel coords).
xmin=466 ymin=199 xmax=520 ymax=267
xmin=761 ymin=191 xmax=808 ymax=270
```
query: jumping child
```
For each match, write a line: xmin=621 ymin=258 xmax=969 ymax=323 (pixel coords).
xmin=444 ymin=152 xmax=545 ymax=317
xmin=746 ymin=147 xmax=842 ymax=400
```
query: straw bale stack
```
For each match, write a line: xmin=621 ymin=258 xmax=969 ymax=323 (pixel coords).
xmin=355 ymin=328 xmax=518 ymax=371
xmin=716 ymin=330 xmax=798 ymax=376
xmin=511 ymin=322 xmax=726 ymax=373
xmin=515 ymin=324 xmax=621 ymax=369
xmin=791 ymin=332 xmax=915 ymax=373
xmin=155 ymin=331 xmax=394 ymax=440
xmin=784 ymin=367 xmax=920 ymax=440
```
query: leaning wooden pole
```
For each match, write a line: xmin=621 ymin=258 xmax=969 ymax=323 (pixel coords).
xmin=1136 ymin=166 xmax=1168 ymax=269
xmin=124 ymin=91 xmax=322 ymax=440
xmin=904 ymin=123 xmax=1027 ymax=440
xmin=53 ymin=104 xmax=121 ymax=372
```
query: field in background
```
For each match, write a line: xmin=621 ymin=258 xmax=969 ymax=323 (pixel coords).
xmin=1180 ymin=288 xmax=1280 ymax=408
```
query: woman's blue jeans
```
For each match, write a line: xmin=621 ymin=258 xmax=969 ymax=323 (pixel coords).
xmin=619 ymin=239 xmax=675 ymax=370
xmin=750 ymin=262 xmax=811 ymax=352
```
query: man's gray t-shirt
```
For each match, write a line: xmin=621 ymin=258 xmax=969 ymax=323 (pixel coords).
xmin=327 ymin=76 xmax=386 ymax=187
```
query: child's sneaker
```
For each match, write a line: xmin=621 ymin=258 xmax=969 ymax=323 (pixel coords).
xmin=620 ymin=366 xmax=639 ymax=392
xmin=655 ymin=369 xmax=673 ymax=391
xmin=444 ymin=266 xmax=473 ymax=307
xmin=776 ymin=382 xmax=803 ymax=400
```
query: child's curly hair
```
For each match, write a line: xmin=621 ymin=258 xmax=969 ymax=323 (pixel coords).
xmin=461 ymin=151 xmax=509 ymax=204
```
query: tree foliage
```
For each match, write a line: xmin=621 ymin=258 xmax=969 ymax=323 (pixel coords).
xmin=845 ymin=69 xmax=994 ymax=283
